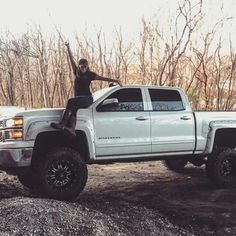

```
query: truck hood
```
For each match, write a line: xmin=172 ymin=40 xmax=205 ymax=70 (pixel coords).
xmin=0 ymin=106 xmax=26 ymax=118
xmin=8 ymin=108 xmax=64 ymax=119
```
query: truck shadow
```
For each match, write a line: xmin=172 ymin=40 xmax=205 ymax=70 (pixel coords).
xmin=80 ymin=164 xmax=236 ymax=235
xmin=82 ymin=166 xmax=215 ymax=205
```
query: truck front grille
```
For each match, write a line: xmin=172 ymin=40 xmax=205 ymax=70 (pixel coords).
xmin=0 ymin=120 xmax=4 ymax=129
xmin=0 ymin=131 xmax=3 ymax=142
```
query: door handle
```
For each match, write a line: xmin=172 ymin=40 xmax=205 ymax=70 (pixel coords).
xmin=136 ymin=116 xmax=148 ymax=121
xmin=180 ymin=116 xmax=191 ymax=120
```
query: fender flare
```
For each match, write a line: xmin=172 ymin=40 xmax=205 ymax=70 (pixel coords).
xmin=205 ymin=120 xmax=236 ymax=153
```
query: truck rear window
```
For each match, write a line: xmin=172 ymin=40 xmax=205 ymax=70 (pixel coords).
xmin=149 ymin=89 xmax=184 ymax=111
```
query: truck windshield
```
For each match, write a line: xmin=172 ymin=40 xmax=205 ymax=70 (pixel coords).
xmin=93 ymin=87 xmax=117 ymax=102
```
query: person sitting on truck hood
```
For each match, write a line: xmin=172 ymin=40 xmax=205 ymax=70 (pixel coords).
xmin=50 ymin=42 xmax=122 ymax=137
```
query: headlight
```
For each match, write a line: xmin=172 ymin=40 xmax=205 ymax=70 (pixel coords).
xmin=4 ymin=130 xmax=23 ymax=140
xmin=3 ymin=117 xmax=24 ymax=141
xmin=5 ymin=117 xmax=23 ymax=127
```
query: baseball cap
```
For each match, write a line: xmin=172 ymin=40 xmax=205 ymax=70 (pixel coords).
xmin=78 ymin=58 xmax=88 ymax=65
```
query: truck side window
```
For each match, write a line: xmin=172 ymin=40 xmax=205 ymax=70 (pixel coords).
xmin=149 ymin=89 xmax=184 ymax=111
xmin=98 ymin=88 xmax=144 ymax=112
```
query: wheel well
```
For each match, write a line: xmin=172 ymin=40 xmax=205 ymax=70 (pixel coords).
xmin=214 ymin=128 xmax=236 ymax=150
xmin=32 ymin=131 xmax=90 ymax=163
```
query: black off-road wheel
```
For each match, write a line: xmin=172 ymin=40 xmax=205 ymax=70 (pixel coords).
xmin=164 ymin=157 xmax=188 ymax=172
xmin=38 ymin=147 xmax=88 ymax=201
xmin=206 ymin=147 xmax=236 ymax=188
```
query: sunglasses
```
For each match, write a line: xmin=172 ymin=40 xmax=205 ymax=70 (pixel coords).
xmin=80 ymin=65 xmax=88 ymax=69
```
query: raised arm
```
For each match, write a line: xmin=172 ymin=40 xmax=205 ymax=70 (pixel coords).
xmin=95 ymin=75 xmax=122 ymax=86
xmin=65 ymin=42 xmax=77 ymax=75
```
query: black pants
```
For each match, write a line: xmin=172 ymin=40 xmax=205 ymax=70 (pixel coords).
xmin=66 ymin=96 xmax=93 ymax=116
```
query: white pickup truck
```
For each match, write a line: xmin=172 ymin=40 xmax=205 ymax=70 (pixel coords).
xmin=0 ymin=85 xmax=236 ymax=200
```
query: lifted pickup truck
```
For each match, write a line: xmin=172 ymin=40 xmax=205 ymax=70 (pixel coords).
xmin=0 ymin=85 xmax=236 ymax=200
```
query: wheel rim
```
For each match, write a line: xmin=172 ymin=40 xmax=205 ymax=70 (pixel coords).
xmin=46 ymin=159 xmax=78 ymax=191
xmin=220 ymin=159 xmax=235 ymax=177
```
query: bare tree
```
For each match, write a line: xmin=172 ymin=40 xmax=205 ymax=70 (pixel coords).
xmin=159 ymin=0 xmax=203 ymax=86
xmin=0 ymin=0 xmax=234 ymax=113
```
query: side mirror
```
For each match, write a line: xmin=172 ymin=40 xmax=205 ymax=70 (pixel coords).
xmin=101 ymin=98 xmax=119 ymax=107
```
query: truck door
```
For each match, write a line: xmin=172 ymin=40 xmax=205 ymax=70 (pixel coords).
xmin=93 ymin=88 xmax=151 ymax=157
xmin=147 ymin=88 xmax=195 ymax=153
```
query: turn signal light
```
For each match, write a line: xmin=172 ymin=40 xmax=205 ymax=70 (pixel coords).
xmin=4 ymin=130 xmax=23 ymax=140
xmin=11 ymin=130 xmax=23 ymax=139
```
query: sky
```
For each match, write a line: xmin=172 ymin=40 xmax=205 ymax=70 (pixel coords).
xmin=0 ymin=0 xmax=236 ymax=52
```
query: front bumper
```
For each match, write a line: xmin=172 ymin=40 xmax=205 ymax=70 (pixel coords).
xmin=0 ymin=148 xmax=33 ymax=170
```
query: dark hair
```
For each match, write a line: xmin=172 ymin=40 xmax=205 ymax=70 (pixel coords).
xmin=78 ymin=58 xmax=88 ymax=65
xmin=77 ymin=58 xmax=90 ymax=75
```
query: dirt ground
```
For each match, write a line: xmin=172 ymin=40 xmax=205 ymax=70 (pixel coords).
xmin=0 ymin=161 xmax=236 ymax=235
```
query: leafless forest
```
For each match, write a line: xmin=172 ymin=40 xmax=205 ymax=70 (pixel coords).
xmin=0 ymin=0 xmax=235 ymax=110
